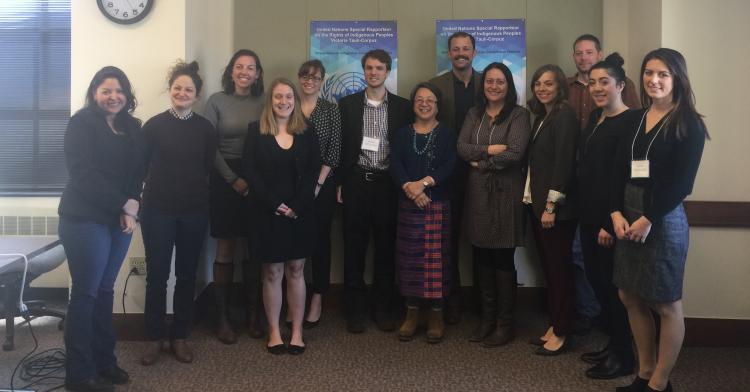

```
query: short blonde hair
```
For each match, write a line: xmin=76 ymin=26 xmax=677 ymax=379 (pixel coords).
xmin=259 ymin=78 xmax=307 ymax=135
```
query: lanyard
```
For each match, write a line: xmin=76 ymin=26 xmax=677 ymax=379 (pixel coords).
xmin=532 ymin=112 xmax=550 ymax=141
xmin=631 ymin=109 xmax=670 ymax=161
xmin=475 ymin=112 xmax=497 ymax=145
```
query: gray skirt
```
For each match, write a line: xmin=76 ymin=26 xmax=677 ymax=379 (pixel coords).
xmin=613 ymin=183 xmax=689 ymax=302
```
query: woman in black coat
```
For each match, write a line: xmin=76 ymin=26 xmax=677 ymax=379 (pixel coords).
xmin=524 ymin=64 xmax=579 ymax=356
xmin=242 ymin=78 xmax=320 ymax=355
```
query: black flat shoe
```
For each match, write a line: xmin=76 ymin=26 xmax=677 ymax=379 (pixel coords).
xmin=303 ymin=318 xmax=320 ymax=329
xmin=644 ymin=382 xmax=672 ymax=392
xmin=585 ymin=353 xmax=634 ymax=380
xmin=266 ymin=343 xmax=286 ymax=355
xmin=581 ymin=345 xmax=611 ymax=364
xmin=64 ymin=377 xmax=114 ymax=392
xmin=287 ymin=344 xmax=306 ymax=355
xmin=347 ymin=316 xmax=366 ymax=334
xmin=528 ymin=337 xmax=546 ymax=347
xmin=98 ymin=365 xmax=129 ymax=385
xmin=615 ymin=376 xmax=650 ymax=392
xmin=534 ymin=338 xmax=571 ymax=356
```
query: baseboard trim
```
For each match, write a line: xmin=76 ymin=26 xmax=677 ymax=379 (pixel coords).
xmin=111 ymin=284 xmax=749 ymax=347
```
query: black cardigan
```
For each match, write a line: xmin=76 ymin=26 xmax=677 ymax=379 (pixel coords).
xmin=58 ymin=108 xmax=143 ymax=227
xmin=242 ymin=121 xmax=320 ymax=216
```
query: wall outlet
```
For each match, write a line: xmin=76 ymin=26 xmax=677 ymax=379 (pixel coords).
xmin=129 ymin=256 xmax=147 ymax=275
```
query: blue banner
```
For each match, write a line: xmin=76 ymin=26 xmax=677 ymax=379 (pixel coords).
xmin=310 ymin=20 xmax=398 ymax=102
xmin=436 ymin=19 xmax=526 ymax=104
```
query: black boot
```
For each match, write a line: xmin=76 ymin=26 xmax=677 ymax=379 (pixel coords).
xmin=213 ymin=262 xmax=237 ymax=344
xmin=586 ymin=348 xmax=635 ymax=379
xmin=469 ymin=264 xmax=496 ymax=342
xmin=483 ymin=270 xmax=516 ymax=347
xmin=243 ymin=259 xmax=264 ymax=339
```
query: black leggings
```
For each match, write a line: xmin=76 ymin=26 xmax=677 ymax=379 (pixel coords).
xmin=473 ymin=246 xmax=516 ymax=271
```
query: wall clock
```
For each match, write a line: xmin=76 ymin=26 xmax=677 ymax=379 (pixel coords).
xmin=97 ymin=0 xmax=153 ymax=25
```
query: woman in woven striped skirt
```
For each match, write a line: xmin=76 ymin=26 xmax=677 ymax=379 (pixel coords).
xmin=391 ymin=82 xmax=456 ymax=343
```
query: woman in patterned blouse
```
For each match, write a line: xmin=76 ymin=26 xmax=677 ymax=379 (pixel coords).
xmin=296 ymin=59 xmax=342 ymax=328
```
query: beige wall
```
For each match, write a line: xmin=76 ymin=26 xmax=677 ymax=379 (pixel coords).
xmin=233 ymin=0 xmax=602 ymax=288
xmin=603 ymin=0 xmax=750 ymax=319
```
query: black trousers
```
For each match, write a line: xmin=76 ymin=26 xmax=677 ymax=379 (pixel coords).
xmin=580 ymin=223 xmax=632 ymax=352
xmin=342 ymin=170 xmax=397 ymax=317
xmin=310 ymin=179 xmax=337 ymax=294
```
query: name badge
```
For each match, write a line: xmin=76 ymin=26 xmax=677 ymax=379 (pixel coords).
xmin=361 ymin=136 xmax=380 ymax=152
xmin=631 ymin=160 xmax=650 ymax=178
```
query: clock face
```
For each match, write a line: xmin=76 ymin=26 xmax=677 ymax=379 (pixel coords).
xmin=97 ymin=0 xmax=153 ymax=25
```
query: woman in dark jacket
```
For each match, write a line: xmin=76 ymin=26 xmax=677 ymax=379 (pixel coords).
xmin=58 ymin=66 xmax=142 ymax=391
xmin=525 ymin=64 xmax=579 ymax=356
xmin=391 ymin=82 xmax=456 ymax=344
xmin=243 ymin=78 xmax=320 ymax=355
xmin=139 ymin=61 xmax=217 ymax=366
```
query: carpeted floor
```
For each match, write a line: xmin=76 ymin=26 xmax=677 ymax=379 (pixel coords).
xmin=1 ymin=304 xmax=748 ymax=392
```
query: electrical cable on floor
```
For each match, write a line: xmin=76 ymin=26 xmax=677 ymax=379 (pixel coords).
xmin=122 ymin=267 xmax=137 ymax=317
xmin=7 ymin=316 xmax=67 ymax=392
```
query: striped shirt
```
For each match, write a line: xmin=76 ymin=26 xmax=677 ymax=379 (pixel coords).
xmin=357 ymin=93 xmax=390 ymax=170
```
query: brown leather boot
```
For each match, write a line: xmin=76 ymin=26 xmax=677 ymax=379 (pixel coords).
xmin=398 ymin=305 xmax=419 ymax=341
xmin=483 ymin=270 xmax=516 ymax=347
xmin=170 ymin=339 xmax=193 ymax=363
xmin=243 ymin=259 xmax=264 ymax=339
xmin=213 ymin=262 xmax=237 ymax=344
xmin=426 ymin=307 xmax=445 ymax=343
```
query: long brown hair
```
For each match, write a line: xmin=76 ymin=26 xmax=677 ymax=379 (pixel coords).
xmin=527 ymin=64 xmax=569 ymax=116
xmin=640 ymin=48 xmax=708 ymax=140
xmin=259 ymin=78 xmax=307 ymax=136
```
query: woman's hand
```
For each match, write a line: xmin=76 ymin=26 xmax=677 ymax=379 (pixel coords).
xmin=611 ymin=211 xmax=630 ymax=240
xmin=597 ymin=228 xmax=615 ymax=248
xmin=403 ymin=181 xmax=425 ymax=200
xmin=487 ymin=144 xmax=507 ymax=156
xmin=626 ymin=216 xmax=652 ymax=243
xmin=232 ymin=178 xmax=249 ymax=196
xmin=123 ymin=198 xmax=139 ymax=217
xmin=414 ymin=193 xmax=431 ymax=209
xmin=541 ymin=211 xmax=555 ymax=229
xmin=276 ymin=203 xmax=297 ymax=219
xmin=120 ymin=213 xmax=136 ymax=234
xmin=336 ymin=186 xmax=343 ymax=203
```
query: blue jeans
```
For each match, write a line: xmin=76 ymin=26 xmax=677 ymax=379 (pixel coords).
xmin=572 ymin=226 xmax=600 ymax=319
xmin=142 ymin=208 xmax=208 ymax=341
xmin=59 ymin=218 xmax=132 ymax=383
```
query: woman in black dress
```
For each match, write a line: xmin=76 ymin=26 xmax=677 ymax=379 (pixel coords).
xmin=577 ymin=53 xmax=635 ymax=379
xmin=611 ymin=48 xmax=707 ymax=392
xmin=243 ymin=78 xmax=320 ymax=355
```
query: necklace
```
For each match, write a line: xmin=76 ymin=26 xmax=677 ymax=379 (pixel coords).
xmin=169 ymin=107 xmax=193 ymax=120
xmin=412 ymin=125 xmax=438 ymax=155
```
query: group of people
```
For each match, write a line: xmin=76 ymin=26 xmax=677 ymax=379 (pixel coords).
xmin=57 ymin=30 xmax=706 ymax=392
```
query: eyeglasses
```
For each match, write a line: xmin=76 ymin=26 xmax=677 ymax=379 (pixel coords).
xmin=300 ymin=75 xmax=323 ymax=82
xmin=415 ymin=98 xmax=437 ymax=105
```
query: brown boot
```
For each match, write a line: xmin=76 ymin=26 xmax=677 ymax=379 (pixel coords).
xmin=426 ymin=307 xmax=445 ymax=344
xmin=170 ymin=339 xmax=193 ymax=363
xmin=140 ymin=341 xmax=162 ymax=366
xmin=398 ymin=305 xmax=419 ymax=341
xmin=483 ymin=270 xmax=516 ymax=347
xmin=213 ymin=262 xmax=237 ymax=344
xmin=243 ymin=259 xmax=264 ymax=339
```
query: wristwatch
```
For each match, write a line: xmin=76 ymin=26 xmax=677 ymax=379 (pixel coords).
xmin=544 ymin=203 xmax=556 ymax=214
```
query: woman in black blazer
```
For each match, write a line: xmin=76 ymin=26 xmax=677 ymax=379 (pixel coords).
xmin=242 ymin=78 xmax=320 ymax=355
xmin=524 ymin=64 xmax=579 ymax=356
